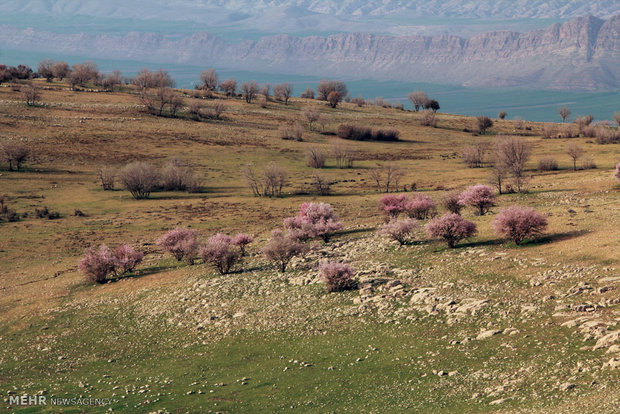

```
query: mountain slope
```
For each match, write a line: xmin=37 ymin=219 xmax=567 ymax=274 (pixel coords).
xmin=1 ymin=16 xmax=619 ymax=90
xmin=4 ymin=0 xmax=620 ymax=20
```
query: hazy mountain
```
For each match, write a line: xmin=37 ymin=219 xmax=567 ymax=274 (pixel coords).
xmin=1 ymin=15 xmax=618 ymax=90
xmin=4 ymin=0 xmax=620 ymax=20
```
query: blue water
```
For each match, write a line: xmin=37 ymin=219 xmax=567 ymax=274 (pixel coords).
xmin=2 ymin=49 xmax=618 ymax=123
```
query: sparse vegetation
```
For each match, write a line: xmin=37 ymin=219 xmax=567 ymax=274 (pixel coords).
xmin=492 ymin=206 xmax=548 ymax=245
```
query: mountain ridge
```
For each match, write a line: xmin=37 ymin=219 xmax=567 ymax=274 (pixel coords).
xmin=1 ymin=15 xmax=618 ymax=90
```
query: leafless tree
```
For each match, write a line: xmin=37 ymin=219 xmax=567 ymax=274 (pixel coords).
xmin=260 ymin=84 xmax=271 ymax=101
xmin=370 ymin=163 xmax=405 ymax=192
xmin=199 ymin=69 xmax=219 ymax=91
xmin=306 ymin=147 xmax=327 ymax=168
xmin=69 ymin=61 xmax=100 ymax=88
xmin=241 ymin=81 xmax=259 ymax=103
xmin=102 ymin=71 xmax=122 ymax=91
xmin=300 ymin=87 xmax=315 ymax=99
xmin=614 ymin=111 xmax=620 ymax=126
xmin=98 ymin=166 xmax=116 ymax=190
xmin=274 ymin=83 xmax=293 ymax=105
xmin=243 ymin=163 xmax=287 ymax=197
xmin=565 ymin=143 xmax=584 ymax=171
xmin=420 ymin=110 xmax=437 ymax=127
xmin=408 ymin=91 xmax=428 ymax=111
xmin=541 ymin=123 xmax=558 ymax=139
xmin=37 ymin=59 xmax=54 ymax=82
xmin=333 ymin=144 xmax=354 ymax=168
xmin=558 ymin=106 xmax=571 ymax=123
xmin=311 ymin=174 xmax=331 ymax=195
xmin=23 ymin=83 xmax=41 ymax=106
xmin=317 ymin=80 xmax=347 ymax=101
xmin=495 ymin=136 xmax=532 ymax=193
xmin=489 ymin=161 xmax=509 ymax=195
xmin=219 ymin=79 xmax=237 ymax=97
xmin=327 ymin=91 xmax=342 ymax=108
xmin=51 ymin=61 xmax=70 ymax=80
xmin=475 ymin=116 xmax=493 ymax=135
xmin=302 ymin=106 xmax=322 ymax=130
xmin=1 ymin=141 xmax=30 ymax=171
xmin=574 ymin=115 xmax=594 ymax=134
xmin=462 ymin=143 xmax=486 ymax=168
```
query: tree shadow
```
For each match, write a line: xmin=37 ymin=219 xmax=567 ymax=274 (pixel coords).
xmin=528 ymin=230 xmax=591 ymax=246
xmin=459 ymin=238 xmax=505 ymax=248
xmin=109 ymin=263 xmax=182 ymax=282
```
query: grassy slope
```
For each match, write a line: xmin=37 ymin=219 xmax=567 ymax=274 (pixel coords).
xmin=0 ymin=81 xmax=619 ymax=413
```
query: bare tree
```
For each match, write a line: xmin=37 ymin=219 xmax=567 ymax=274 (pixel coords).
xmin=420 ymin=110 xmax=437 ymax=127
xmin=69 ymin=61 xmax=100 ymax=88
xmin=408 ymin=91 xmax=428 ymax=111
xmin=23 ymin=83 xmax=41 ymax=106
xmin=327 ymin=91 xmax=342 ymax=108
xmin=300 ymin=87 xmax=315 ymax=99
xmin=1 ymin=141 xmax=30 ymax=171
xmin=370 ymin=163 xmax=405 ymax=192
xmin=333 ymin=144 xmax=353 ymax=168
xmin=242 ymin=163 xmax=287 ymax=197
xmin=199 ymin=69 xmax=219 ymax=91
xmin=311 ymin=174 xmax=332 ymax=195
xmin=495 ymin=136 xmax=532 ymax=193
xmin=302 ymin=106 xmax=322 ymax=130
xmin=241 ymin=81 xmax=259 ymax=103
xmin=219 ymin=79 xmax=237 ymax=97
xmin=317 ymin=80 xmax=348 ymax=101
xmin=306 ymin=147 xmax=326 ymax=168
xmin=274 ymin=83 xmax=293 ymax=105
xmin=574 ymin=115 xmax=594 ymax=134
xmin=475 ymin=116 xmax=493 ymax=135
xmin=37 ymin=59 xmax=54 ymax=82
xmin=462 ymin=143 xmax=486 ymax=168
xmin=260 ymin=83 xmax=271 ymax=101
xmin=558 ymin=106 xmax=571 ymax=123
xmin=102 ymin=71 xmax=122 ymax=91
xmin=51 ymin=61 xmax=70 ymax=80
xmin=489 ymin=161 xmax=509 ymax=195
xmin=614 ymin=111 xmax=620 ymax=126
xmin=565 ymin=143 xmax=584 ymax=171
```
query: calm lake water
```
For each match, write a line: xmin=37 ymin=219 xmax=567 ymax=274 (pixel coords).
xmin=3 ymin=49 xmax=618 ymax=123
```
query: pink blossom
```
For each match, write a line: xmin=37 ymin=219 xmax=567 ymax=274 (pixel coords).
xmin=403 ymin=194 xmax=437 ymax=220
xmin=458 ymin=185 xmax=496 ymax=215
xmin=319 ymin=262 xmax=357 ymax=292
xmin=156 ymin=227 xmax=198 ymax=264
xmin=379 ymin=218 xmax=418 ymax=245
xmin=378 ymin=193 xmax=407 ymax=220
xmin=200 ymin=233 xmax=239 ymax=274
xmin=492 ymin=206 xmax=548 ymax=245
xmin=426 ymin=213 xmax=478 ymax=248
xmin=284 ymin=202 xmax=343 ymax=242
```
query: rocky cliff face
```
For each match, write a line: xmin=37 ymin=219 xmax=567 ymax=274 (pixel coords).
xmin=1 ymin=15 xmax=618 ymax=90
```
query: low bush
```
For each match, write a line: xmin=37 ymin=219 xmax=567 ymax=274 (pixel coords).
xmin=119 ymin=161 xmax=159 ymax=199
xmin=319 ymin=262 xmax=357 ymax=292
xmin=337 ymin=124 xmax=399 ymax=141
xmin=79 ymin=244 xmax=144 ymax=284
xmin=458 ymin=185 xmax=496 ymax=215
xmin=378 ymin=193 xmax=407 ymax=220
xmin=425 ymin=213 xmax=477 ymax=248
xmin=200 ymin=233 xmax=240 ymax=274
xmin=442 ymin=191 xmax=463 ymax=215
xmin=231 ymin=233 xmax=254 ymax=256
xmin=98 ymin=166 xmax=116 ymax=190
xmin=161 ymin=158 xmax=201 ymax=192
xmin=403 ymin=194 xmax=437 ymax=220
xmin=492 ymin=206 xmax=548 ymax=245
xmin=284 ymin=202 xmax=343 ymax=242
xmin=156 ymin=227 xmax=199 ymax=264
xmin=279 ymin=122 xmax=304 ymax=141
xmin=306 ymin=147 xmax=327 ymax=168
xmin=0 ymin=195 xmax=19 ymax=222
xmin=538 ymin=157 xmax=559 ymax=171
xmin=379 ymin=218 xmax=418 ymax=245
xmin=262 ymin=229 xmax=308 ymax=272
xmin=420 ymin=110 xmax=437 ymax=127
